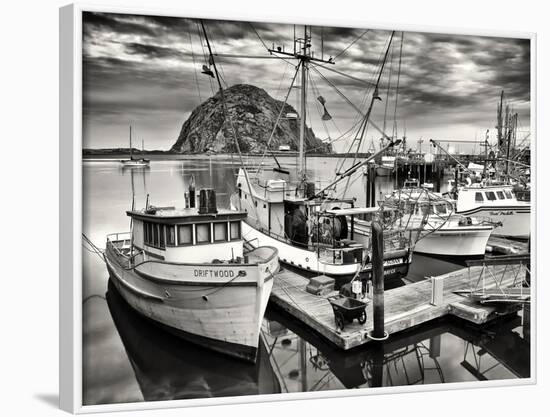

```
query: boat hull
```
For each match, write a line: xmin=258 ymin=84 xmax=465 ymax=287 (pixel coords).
xmin=242 ymin=222 xmax=410 ymax=281
xmin=413 ymin=227 xmax=493 ymax=256
xmin=104 ymin=243 xmax=277 ymax=362
xmin=456 ymin=206 xmax=530 ymax=239
xmin=375 ymin=166 xmax=393 ymax=177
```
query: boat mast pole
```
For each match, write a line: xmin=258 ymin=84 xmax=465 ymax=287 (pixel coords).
xmin=298 ymin=25 xmax=308 ymax=183
xmin=199 ymin=21 xmax=261 ymax=225
xmin=129 ymin=125 xmax=133 ymax=160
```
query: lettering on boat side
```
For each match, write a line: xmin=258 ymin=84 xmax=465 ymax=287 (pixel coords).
xmin=194 ymin=269 xmax=235 ymax=278
xmin=490 ymin=210 xmax=514 ymax=216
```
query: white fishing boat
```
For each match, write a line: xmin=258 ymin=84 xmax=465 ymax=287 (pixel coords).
xmin=232 ymin=170 xmax=411 ymax=280
xmin=452 ymin=184 xmax=530 ymax=238
xmin=229 ymin=28 xmax=412 ymax=281
xmin=104 ymin=188 xmax=279 ymax=362
xmin=121 ymin=126 xmax=150 ymax=167
xmin=361 ymin=187 xmax=496 ymax=257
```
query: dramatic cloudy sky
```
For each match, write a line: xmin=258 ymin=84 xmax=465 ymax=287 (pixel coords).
xmin=82 ymin=12 xmax=531 ymax=153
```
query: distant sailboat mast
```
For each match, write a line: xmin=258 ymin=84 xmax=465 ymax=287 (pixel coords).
xmin=129 ymin=125 xmax=133 ymax=160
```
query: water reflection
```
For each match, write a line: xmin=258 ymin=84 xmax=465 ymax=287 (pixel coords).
xmin=82 ymin=160 xmax=530 ymax=405
xmin=262 ymin=307 xmax=529 ymax=392
xmin=106 ymin=280 xmax=281 ymax=402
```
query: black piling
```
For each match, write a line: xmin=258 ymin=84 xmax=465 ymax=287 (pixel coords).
xmin=189 ymin=176 xmax=196 ymax=208
xmin=365 ymin=165 xmax=376 ymax=207
xmin=371 ymin=221 xmax=386 ymax=340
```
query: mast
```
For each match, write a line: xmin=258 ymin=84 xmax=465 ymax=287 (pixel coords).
xmin=268 ymin=25 xmax=334 ymax=185
xmin=299 ymin=25 xmax=308 ymax=181
xmin=129 ymin=125 xmax=133 ymax=160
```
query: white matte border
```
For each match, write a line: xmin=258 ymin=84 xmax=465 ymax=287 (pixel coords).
xmin=59 ymin=2 xmax=537 ymax=413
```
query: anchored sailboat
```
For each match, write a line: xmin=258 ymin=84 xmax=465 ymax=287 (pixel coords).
xmin=121 ymin=125 xmax=150 ymax=167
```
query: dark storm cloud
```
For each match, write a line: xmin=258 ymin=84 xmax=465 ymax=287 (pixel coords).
xmin=83 ymin=12 xmax=159 ymax=37
xmin=82 ymin=11 xmax=531 ymax=150
xmin=123 ymin=42 xmax=185 ymax=60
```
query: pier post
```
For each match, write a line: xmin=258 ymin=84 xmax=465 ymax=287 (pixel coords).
xmin=371 ymin=221 xmax=386 ymax=340
xmin=370 ymin=345 xmax=384 ymax=387
xmin=366 ymin=166 xmax=376 ymax=207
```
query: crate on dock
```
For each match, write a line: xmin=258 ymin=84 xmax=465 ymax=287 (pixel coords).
xmin=306 ymin=275 xmax=335 ymax=296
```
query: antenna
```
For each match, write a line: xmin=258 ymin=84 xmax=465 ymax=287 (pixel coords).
xmin=267 ymin=25 xmax=335 ymax=183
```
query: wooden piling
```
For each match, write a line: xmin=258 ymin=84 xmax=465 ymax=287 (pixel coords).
xmin=371 ymin=221 xmax=385 ymax=339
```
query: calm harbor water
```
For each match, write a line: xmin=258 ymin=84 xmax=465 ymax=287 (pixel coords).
xmin=82 ymin=158 xmax=530 ymax=406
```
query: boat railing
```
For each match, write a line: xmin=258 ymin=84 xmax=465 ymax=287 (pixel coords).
xmin=106 ymin=232 xmax=131 ymax=243
xmin=106 ymin=232 xmax=132 ymax=258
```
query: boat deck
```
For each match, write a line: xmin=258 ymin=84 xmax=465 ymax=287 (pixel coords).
xmin=270 ymin=263 xmax=526 ymax=350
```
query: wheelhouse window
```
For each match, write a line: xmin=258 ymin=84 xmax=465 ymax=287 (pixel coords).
xmin=196 ymin=223 xmax=211 ymax=244
xmin=152 ymin=224 xmax=159 ymax=247
xmin=485 ymin=191 xmax=497 ymax=201
xmin=159 ymin=225 xmax=165 ymax=248
xmin=505 ymin=191 xmax=513 ymax=199
xmin=177 ymin=224 xmax=193 ymax=246
xmin=144 ymin=222 xmax=150 ymax=244
xmin=496 ymin=191 xmax=505 ymax=200
xmin=213 ymin=222 xmax=228 ymax=242
xmin=166 ymin=225 xmax=176 ymax=246
xmin=418 ymin=204 xmax=430 ymax=215
xmin=475 ymin=192 xmax=484 ymax=202
xmin=230 ymin=221 xmax=241 ymax=240
xmin=435 ymin=204 xmax=447 ymax=214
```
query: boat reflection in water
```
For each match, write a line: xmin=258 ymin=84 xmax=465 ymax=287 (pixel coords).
xmin=262 ymin=306 xmax=530 ymax=391
xmin=106 ymin=280 xmax=281 ymax=401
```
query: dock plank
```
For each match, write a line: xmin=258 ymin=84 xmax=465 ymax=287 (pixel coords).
xmin=270 ymin=263 xmax=526 ymax=350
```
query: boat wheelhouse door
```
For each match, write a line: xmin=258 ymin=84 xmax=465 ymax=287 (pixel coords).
xmin=284 ymin=201 xmax=309 ymax=249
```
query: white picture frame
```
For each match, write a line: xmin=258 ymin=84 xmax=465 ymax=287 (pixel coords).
xmin=59 ymin=2 xmax=537 ymax=413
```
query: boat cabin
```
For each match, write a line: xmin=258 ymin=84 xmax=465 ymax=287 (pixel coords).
xmin=127 ymin=207 xmax=246 ymax=263
xmin=455 ymin=185 xmax=518 ymax=212
xmin=235 ymin=168 xmax=357 ymax=250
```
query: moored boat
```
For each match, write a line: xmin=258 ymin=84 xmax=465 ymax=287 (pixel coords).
xmin=375 ymin=155 xmax=396 ymax=177
xmin=369 ymin=186 xmax=496 ymax=257
xmin=452 ymin=184 xmax=530 ymax=239
xmin=104 ymin=188 xmax=279 ymax=362
xmin=232 ymin=169 xmax=412 ymax=281
xmin=121 ymin=126 xmax=150 ymax=167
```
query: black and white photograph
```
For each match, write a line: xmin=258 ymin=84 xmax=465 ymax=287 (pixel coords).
xmin=77 ymin=7 xmax=533 ymax=409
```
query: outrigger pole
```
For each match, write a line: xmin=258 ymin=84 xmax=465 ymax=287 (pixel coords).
xmin=199 ymin=21 xmax=261 ymax=225
xmin=311 ymin=138 xmax=402 ymax=199
xmin=429 ymin=138 xmax=474 ymax=176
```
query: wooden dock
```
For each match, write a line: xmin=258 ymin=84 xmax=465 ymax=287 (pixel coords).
xmin=270 ymin=262 xmax=526 ymax=350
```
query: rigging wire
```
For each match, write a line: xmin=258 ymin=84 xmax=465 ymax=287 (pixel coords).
xmin=392 ymin=32 xmax=405 ymax=139
xmin=248 ymin=23 xmax=296 ymax=67
xmin=255 ymin=62 xmax=302 ymax=173
xmin=333 ymin=29 xmax=370 ymax=61
xmin=196 ymin=22 xmax=217 ymax=95
xmin=381 ymin=40 xmax=394 ymax=140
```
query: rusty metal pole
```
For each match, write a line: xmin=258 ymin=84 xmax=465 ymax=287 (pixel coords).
xmin=371 ymin=221 xmax=385 ymax=339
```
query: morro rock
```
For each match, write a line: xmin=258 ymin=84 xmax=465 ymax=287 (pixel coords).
xmin=170 ymin=84 xmax=331 ymax=154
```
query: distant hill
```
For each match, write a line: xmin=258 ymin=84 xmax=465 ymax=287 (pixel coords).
xmin=171 ymin=84 xmax=331 ymax=154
